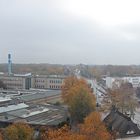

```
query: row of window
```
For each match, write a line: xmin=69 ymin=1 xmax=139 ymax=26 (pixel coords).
xmin=35 ymin=80 xmax=63 ymax=84
xmin=35 ymin=85 xmax=62 ymax=89
xmin=5 ymin=83 xmax=22 ymax=87
xmin=35 ymin=80 xmax=45 ymax=83
xmin=50 ymin=80 xmax=62 ymax=84
xmin=50 ymin=85 xmax=62 ymax=89
xmin=4 ymin=81 xmax=23 ymax=84
xmin=1 ymin=79 xmax=63 ymax=85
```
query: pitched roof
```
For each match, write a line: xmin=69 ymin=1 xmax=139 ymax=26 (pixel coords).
xmin=104 ymin=108 xmax=140 ymax=138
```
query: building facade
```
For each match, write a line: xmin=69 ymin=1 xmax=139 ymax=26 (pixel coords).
xmin=105 ymin=76 xmax=140 ymax=89
xmin=0 ymin=74 xmax=32 ymax=90
xmin=0 ymin=74 xmax=65 ymax=90
xmin=32 ymin=75 xmax=65 ymax=90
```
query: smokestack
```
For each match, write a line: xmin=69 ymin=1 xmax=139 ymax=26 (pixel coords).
xmin=8 ymin=54 xmax=12 ymax=76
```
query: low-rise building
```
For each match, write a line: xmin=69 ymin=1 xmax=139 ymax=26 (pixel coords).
xmin=105 ymin=76 xmax=140 ymax=89
xmin=0 ymin=73 xmax=32 ymax=90
xmin=16 ymin=90 xmax=62 ymax=104
xmin=0 ymin=74 xmax=65 ymax=90
xmin=0 ymin=104 xmax=68 ymax=126
xmin=104 ymin=107 xmax=140 ymax=138
xmin=0 ymin=90 xmax=68 ymax=127
xmin=32 ymin=75 xmax=65 ymax=90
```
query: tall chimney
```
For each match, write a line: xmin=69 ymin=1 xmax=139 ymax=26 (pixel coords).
xmin=8 ymin=54 xmax=12 ymax=76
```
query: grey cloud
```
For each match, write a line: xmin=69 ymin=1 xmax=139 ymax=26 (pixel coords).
xmin=0 ymin=0 xmax=140 ymax=64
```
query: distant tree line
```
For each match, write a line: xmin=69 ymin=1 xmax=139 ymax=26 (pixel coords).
xmin=1 ymin=64 xmax=140 ymax=78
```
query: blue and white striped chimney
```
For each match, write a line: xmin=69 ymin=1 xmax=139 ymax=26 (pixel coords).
xmin=8 ymin=54 xmax=12 ymax=75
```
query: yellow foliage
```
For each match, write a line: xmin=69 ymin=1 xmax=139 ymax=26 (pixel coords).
xmin=80 ymin=112 xmax=111 ymax=140
xmin=41 ymin=112 xmax=111 ymax=140
xmin=62 ymin=76 xmax=96 ymax=123
xmin=0 ymin=132 xmax=3 ymax=140
xmin=41 ymin=125 xmax=86 ymax=140
xmin=4 ymin=122 xmax=34 ymax=140
xmin=61 ymin=76 xmax=96 ymax=109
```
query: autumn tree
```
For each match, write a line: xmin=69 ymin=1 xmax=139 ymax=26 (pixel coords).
xmin=62 ymin=76 xmax=80 ymax=104
xmin=80 ymin=112 xmax=111 ymax=140
xmin=103 ymin=82 xmax=138 ymax=117
xmin=4 ymin=122 xmax=34 ymax=140
xmin=41 ymin=112 xmax=111 ymax=140
xmin=0 ymin=132 xmax=3 ymax=140
xmin=62 ymin=76 xmax=96 ymax=124
xmin=41 ymin=125 xmax=86 ymax=140
xmin=44 ymin=125 xmax=71 ymax=140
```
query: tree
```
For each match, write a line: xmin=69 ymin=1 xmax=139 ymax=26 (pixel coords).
xmin=41 ymin=125 xmax=86 ymax=140
xmin=103 ymin=82 xmax=138 ymax=117
xmin=69 ymin=87 xmax=95 ymax=123
xmin=4 ymin=122 xmax=34 ymax=140
xmin=0 ymin=132 xmax=3 ymax=140
xmin=41 ymin=112 xmax=111 ymax=140
xmin=80 ymin=112 xmax=111 ymax=140
xmin=62 ymin=76 xmax=96 ymax=123
xmin=62 ymin=76 xmax=81 ymax=104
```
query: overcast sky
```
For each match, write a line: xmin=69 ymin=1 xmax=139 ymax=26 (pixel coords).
xmin=0 ymin=0 xmax=140 ymax=65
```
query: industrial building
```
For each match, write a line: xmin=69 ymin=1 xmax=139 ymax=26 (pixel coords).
xmin=0 ymin=73 xmax=32 ymax=90
xmin=0 ymin=74 xmax=65 ymax=90
xmin=0 ymin=54 xmax=68 ymax=128
xmin=0 ymin=89 xmax=67 ymax=127
xmin=0 ymin=54 xmax=65 ymax=90
xmin=0 ymin=103 xmax=68 ymax=126
xmin=15 ymin=90 xmax=62 ymax=104
xmin=0 ymin=89 xmax=62 ymax=104
xmin=31 ymin=75 xmax=65 ymax=90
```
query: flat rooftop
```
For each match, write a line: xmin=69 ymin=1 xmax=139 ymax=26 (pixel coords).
xmin=0 ymin=96 xmax=11 ymax=102
xmin=16 ymin=90 xmax=61 ymax=102
xmin=0 ymin=104 xmax=67 ymax=126
xmin=0 ymin=103 xmax=28 ymax=113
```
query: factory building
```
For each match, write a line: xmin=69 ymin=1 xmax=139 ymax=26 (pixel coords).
xmin=0 ymin=90 xmax=68 ymax=127
xmin=0 ymin=54 xmax=31 ymax=90
xmin=0 ymin=73 xmax=65 ymax=90
xmin=0 ymin=73 xmax=32 ymax=90
xmin=0 ymin=54 xmax=68 ymax=127
xmin=0 ymin=74 xmax=65 ymax=90
xmin=32 ymin=75 xmax=64 ymax=90
xmin=0 ymin=54 xmax=65 ymax=90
